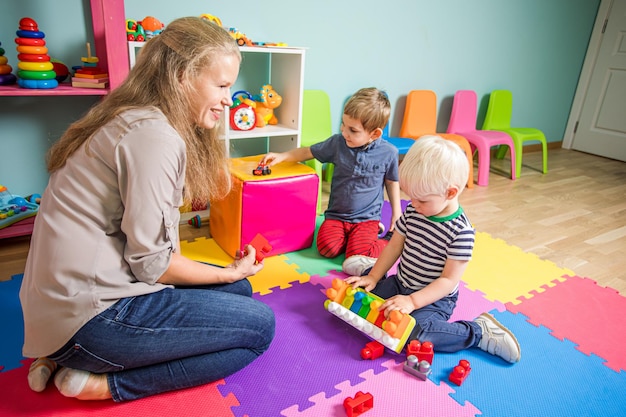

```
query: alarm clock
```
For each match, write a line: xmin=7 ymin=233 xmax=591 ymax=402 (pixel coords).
xmin=230 ymin=91 xmax=256 ymax=131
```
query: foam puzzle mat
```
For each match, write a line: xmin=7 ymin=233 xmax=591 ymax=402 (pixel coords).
xmin=1 ymin=208 xmax=625 ymax=416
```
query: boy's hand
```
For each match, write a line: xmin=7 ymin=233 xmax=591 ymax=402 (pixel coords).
xmin=380 ymin=294 xmax=416 ymax=316
xmin=344 ymin=274 xmax=378 ymax=292
xmin=260 ymin=152 xmax=284 ymax=167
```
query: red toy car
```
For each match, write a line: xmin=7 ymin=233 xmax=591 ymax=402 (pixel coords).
xmin=253 ymin=163 xmax=271 ymax=176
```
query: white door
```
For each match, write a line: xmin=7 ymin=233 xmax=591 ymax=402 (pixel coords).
xmin=566 ymin=0 xmax=626 ymax=162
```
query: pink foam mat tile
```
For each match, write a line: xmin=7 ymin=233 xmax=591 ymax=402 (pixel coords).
xmin=0 ymin=360 xmax=239 ymax=417
xmin=506 ymin=274 xmax=626 ymax=373
xmin=279 ymin=359 xmax=480 ymax=417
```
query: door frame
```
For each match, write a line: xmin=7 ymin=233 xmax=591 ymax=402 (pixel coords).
xmin=562 ymin=0 xmax=612 ymax=148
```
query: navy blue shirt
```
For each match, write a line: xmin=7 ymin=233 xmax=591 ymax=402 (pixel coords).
xmin=311 ymin=134 xmax=399 ymax=222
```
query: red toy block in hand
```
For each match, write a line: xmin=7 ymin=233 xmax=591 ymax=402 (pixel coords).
xmin=246 ymin=233 xmax=272 ymax=263
xmin=343 ymin=391 xmax=373 ymax=417
xmin=448 ymin=359 xmax=471 ymax=386
xmin=360 ymin=341 xmax=384 ymax=360
xmin=406 ymin=340 xmax=434 ymax=364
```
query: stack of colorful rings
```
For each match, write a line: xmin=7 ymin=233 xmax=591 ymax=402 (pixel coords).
xmin=0 ymin=41 xmax=17 ymax=85
xmin=15 ymin=17 xmax=58 ymax=89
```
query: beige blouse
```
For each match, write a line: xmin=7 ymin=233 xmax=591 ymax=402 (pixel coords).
xmin=20 ymin=107 xmax=184 ymax=357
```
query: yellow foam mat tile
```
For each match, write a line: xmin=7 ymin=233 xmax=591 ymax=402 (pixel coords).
xmin=463 ymin=232 xmax=574 ymax=305
xmin=180 ymin=237 xmax=310 ymax=295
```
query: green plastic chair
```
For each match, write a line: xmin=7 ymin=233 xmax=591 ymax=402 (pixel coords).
xmin=301 ymin=90 xmax=333 ymax=213
xmin=482 ymin=90 xmax=548 ymax=177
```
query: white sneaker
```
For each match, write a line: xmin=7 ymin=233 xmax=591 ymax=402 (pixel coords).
xmin=475 ymin=312 xmax=521 ymax=363
xmin=342 ymin=255 xmax=377 ymax=276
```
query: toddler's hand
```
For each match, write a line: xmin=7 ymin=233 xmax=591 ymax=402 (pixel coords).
xmin=344 ymin=274 xmax=377 ymax=292
xmin=260 ymin=152 xmax=283 ymax=167
xmin=380 ymin=294 xmax=416 ymax=316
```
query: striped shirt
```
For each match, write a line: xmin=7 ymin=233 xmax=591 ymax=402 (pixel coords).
xmin=395 ymin=203 xmax=475 ymax=295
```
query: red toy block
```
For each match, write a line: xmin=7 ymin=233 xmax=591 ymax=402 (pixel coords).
xmin=406 ymin=340 xmax=434 ymax=364
xmin=448 ymin=359 xmax=471 ymax=386
xmin=343 ymin=391 xmax=373 ymax=417
xmin=360 ymin=341 xmax=384 ymax=360
xmin=246 ymin=233 xmax=272 ymax=263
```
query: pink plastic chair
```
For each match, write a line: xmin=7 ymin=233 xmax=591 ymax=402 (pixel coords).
xmin=446 ymin=90 xmax=516 ymax=186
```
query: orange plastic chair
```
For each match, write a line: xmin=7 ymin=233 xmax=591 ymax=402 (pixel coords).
xmin=482 ymin=89 xmax=548 ymax=177
xmin=398 ymin=90 xmax=474 ymax=188
xmin=446 ymin=90 xmax=516 ymax=186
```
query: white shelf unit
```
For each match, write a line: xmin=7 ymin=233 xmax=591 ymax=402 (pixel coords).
xmin=128 ymin=42 xmax=306 ymax=157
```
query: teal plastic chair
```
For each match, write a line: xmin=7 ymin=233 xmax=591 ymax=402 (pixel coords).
xmin=301 ymin=90 xmax=333 ymax=213
xmin=482 ymin=90 xmax=548 ymax=177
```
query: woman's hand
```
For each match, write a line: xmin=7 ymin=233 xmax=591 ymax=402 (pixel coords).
xmin=226 ymin=244 xmax=264 ymax=280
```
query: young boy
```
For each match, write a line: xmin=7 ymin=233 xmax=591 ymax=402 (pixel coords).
xmin=260 ymin=87 xmax=403 ymax=274
xmin=345 ymin=135 xmax=521 ymax=363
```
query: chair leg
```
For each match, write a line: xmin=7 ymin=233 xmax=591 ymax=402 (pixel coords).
xmin=509 ymin=144 xmax=517 ymax=180
xmin=541 ymin=141 xmax=548 ymax=174
xmin=495 ymin=145 xmax=508 ymax=160
xmin=476 ymin=145 xmax=491 ymax=186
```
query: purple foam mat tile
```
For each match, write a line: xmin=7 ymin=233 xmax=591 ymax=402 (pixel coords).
xmin=218 ymin=281 xmax=401 ymax=417
xmin=379 ymin=200 xmax=410 ymax=237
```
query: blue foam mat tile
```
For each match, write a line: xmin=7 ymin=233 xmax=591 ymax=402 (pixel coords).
xmin=0 ymin=274 xmax=25 ymax=372
xmin=432 ymin=310 xmax=626 ymax=417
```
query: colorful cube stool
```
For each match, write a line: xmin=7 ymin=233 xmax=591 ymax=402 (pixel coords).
xmin=209 ymin=155 xmax=319 ymax=258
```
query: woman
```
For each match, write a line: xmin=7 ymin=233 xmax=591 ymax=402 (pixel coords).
xmin=19 ymin=17 xmax=275 ymax=402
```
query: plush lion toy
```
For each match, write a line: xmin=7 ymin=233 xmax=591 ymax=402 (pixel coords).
xmin=254 ymin=84 xmax=282 ymax=127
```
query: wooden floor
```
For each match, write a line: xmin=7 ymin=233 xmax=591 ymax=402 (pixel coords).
xmin=2 ymin=148 xmax=625 ymax=295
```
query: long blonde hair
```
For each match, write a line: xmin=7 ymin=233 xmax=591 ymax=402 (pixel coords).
xmin=47 ymin=17 xmax=241 ymax=204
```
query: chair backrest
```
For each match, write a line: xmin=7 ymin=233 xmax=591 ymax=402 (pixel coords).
xmin=300 ymin=90 xmax=333 ymax=147
xmin=398 ymin=90 xmax=438 ymax=138
xmin=482 ymin=89 xmax=513 ymax=130
xmin=447 ymin=90 xmax=478 ymax=134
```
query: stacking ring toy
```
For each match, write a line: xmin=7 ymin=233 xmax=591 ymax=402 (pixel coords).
xmin=17 ymin=53 xmax=50 ymax=62
xmin=0 ymin=66 xmax=12 ymax=75
xmin=16 ymin=45 xmax=48 ymax=55
xmin=16 ymin=30 xmax=45 ymax=39
xmin=17 ymin=78 xmax=58 ymax=89
xmin=0 ymin=74 xmax=17 ymax=85
xmin=0 ymin=56 xmax=7 ymax=65
xmin=15 ymin=37 xmax=45 ymax=46
xmin=18 ymin=61 xmax=53 ymax=71
xmin=17 ymin=70 xmax=56 ymax=80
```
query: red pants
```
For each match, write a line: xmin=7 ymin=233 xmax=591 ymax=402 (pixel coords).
xmin=316 ymin=219 xmax=387 ymax=259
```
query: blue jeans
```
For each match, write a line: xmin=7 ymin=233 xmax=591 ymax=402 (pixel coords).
xmin=48 ymin=279 xmax=275 ymax=402
xmin=370 ymin=274 xmax=482 ymax=352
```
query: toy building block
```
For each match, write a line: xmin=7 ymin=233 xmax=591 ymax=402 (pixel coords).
xmin=324 ymin=278 xmax=415 ymax=353
xmin=448 ymin=359 xmax=471 ymax=386
xmin=406 ymin=340 xmax=434 ymax=364
xmin=247 ymin=233 xmax=272 ymax=263
xmin=403 ymin=355 xmax=432 ymax=381
xmin=343 ymin=391 xmax=373 ymax=417
xmin=360 ymin=341 xmax=385 ymax=360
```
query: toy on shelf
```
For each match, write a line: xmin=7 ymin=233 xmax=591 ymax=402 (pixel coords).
xmin=50 ymin=59 xmax=69 ymax=82
xmin=448 ymin=359 xmax=471 ymax=386
xmin=126 ymin=19 xmax=146 ymax=42
xmin=14 ymin=17 xmax=58 ymax=89
xmin=0 ymin=42 xmax=17 ymax=85
xmin=199 ymin=14 xmax=223 ymax=27
xmin=360 ymin=340 xmax=384 ymax=360
xmin=0 ymin=184 xmax=39 ymax=230
xmin=403 ymin=355 xmax=432 ymax=381
xmin=71 ymin=43 xmax=109 ymax=89
xmin=343 ymin=391 xmax=373 ymax=417
xmin=230 ymin=90 xmax=257 ymax=131
xmin=227 ymin=27 xmax=253 ymax=47
xmin=254 ymin=84 xmax=282 ymax=127
xmin=324 ymin=278 xmax=416 ymax=353
xmin=405 ymin=339 xmax=434 ymax=364
xmin=187 ymin=214 xmax=202 ymax=228
xmin=246 ymin=233 xmax=272 ymax=263
xmin=139 ymin=16 xmax=163 ymax=39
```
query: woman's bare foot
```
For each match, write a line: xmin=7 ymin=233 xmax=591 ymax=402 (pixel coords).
xmin=54 ymin=367 xmax=112 ymax=400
